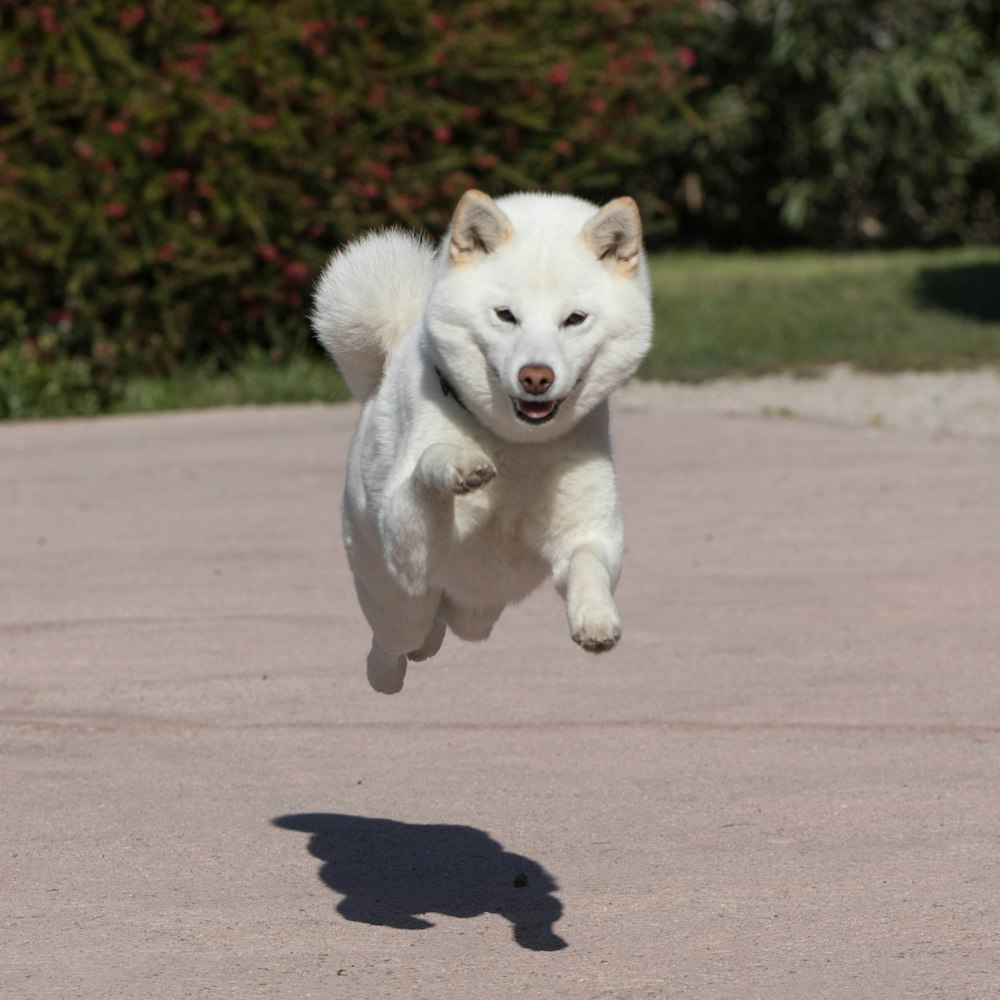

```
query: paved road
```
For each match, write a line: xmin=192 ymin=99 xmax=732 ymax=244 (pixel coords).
xmin=2 ymin=398 xmax=998 ymax=998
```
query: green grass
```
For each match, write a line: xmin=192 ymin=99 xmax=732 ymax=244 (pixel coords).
xmin=643 ymin=245 xmax=1000 ymax=382
xmin=6 ymin=247 xmax=1000 ymax=420
xmin=112 ymin=348 xmax=351 ymax=415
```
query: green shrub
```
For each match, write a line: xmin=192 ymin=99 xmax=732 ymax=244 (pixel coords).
xmin=0 ymin=0 xmax=706 ymax=415
xmin=678 ymin=0 xmax=1000 ymax=247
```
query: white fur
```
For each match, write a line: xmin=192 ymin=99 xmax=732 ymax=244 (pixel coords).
xmin=312 ymin=191 xmax=653 ymax=693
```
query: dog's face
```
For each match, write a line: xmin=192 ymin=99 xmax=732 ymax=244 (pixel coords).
xmin=425 ymin=191 xmax=653 ymax=444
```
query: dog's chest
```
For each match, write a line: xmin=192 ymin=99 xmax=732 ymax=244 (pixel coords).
xmin=444 ymin=459 xmax=556 ymax=599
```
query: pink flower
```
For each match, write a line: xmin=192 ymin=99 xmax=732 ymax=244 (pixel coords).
xmin=255 ymin=244 xmax=280 ymax=263
xmin=104 ymin=202 xmax=128 ymax=219
xmin=119 ymin=7 xmax=146 ymax=30
xmin=676 ymin=45 xmax=697 ymax=69
xmin=282 ymin=261 xmax=309 ymax=284
xmin=37 ymin=8 xmax=59 ymax=34
xmin=433 ymin=125 xmax=453 ymax=143
xmin=167 ymin=169 xmax=191 ymax=192
xmin=106 ymin=119 xmax=127 ymax=136
xmin=371 ymin=162 xmax=392 ymax=181
xmin=548 ymin=62 xmax=571 ymax=86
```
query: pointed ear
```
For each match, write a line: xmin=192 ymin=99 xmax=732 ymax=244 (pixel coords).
xmin=581 ymin=197 xmax=643 ymax=274
xmin=448 ymin=190 xmax=513 ymax=263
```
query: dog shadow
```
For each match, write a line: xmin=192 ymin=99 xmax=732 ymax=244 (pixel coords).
xmin=272 ymin=813 xmax=568 ymax=951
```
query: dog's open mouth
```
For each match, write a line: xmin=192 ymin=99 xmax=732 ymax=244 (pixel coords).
xmin=512 ymin=397 xmax=562 ymax=424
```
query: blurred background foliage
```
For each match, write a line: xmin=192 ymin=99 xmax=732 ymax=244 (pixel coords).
xmin=1 ymin=0 xmax=999 ymax=418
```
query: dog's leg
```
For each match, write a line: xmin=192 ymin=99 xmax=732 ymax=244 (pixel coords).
xmin=379 ymin=443 xmax=496 ymax=594
xmin=561 ymin=546 xmax=622 ymax=653
xmin=366 ymin=642 xmax=408 ymax=694
xmin=354 ymin=576 xmax=442 ymax=693
xmin=408 ymin=608 xmax=446 ymax=661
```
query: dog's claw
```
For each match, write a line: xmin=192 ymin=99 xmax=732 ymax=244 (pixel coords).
xmin=572 ymin=628 xmax=622 ymax=653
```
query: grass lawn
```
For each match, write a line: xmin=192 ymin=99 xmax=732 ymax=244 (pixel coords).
xmin=7 ymin=246 xmax=1000 ymax=419
xmin=643 ymin=245 xmax=1000 ymax=382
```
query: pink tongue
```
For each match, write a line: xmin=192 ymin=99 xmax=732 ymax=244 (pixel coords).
xmin=519 ymin=400 xmax=555 ymax=419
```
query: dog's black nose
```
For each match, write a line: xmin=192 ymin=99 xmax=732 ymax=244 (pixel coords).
xmin=518 ymin=365 xmax=554 ymax=395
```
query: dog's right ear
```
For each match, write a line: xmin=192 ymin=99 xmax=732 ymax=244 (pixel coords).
xmin=449 ymin=190 xmax=512 ymax=263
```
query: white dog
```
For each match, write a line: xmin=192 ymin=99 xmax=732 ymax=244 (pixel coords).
xmin=313 ymin=191 xmax=652 ymax=693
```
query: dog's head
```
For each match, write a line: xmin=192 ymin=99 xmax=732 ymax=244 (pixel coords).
xmin=425 ymin=191 xmax=653 ymax=443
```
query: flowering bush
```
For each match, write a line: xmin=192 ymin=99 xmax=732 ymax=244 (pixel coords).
xmin=0 ymin=0 xmax=706 ymax=414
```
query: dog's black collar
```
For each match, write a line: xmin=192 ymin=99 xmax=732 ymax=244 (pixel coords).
xmin=434 ymin=365 xmax=473 ymax=416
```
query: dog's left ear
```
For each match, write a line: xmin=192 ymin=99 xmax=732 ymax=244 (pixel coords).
xmin=449 ymin=190 xmax=513 ymax=263
xmin=582 ymin=197 xmax=643 ymax=275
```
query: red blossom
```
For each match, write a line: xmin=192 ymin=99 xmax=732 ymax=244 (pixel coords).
xmin=119 ymin=7 xmax=145 ymax=30
xmin=282 ymin=261 xmax=309 ymax=284
xmin=199 ymin=4 xmax=225 ymax=34
xmin=140 ymin=138 xmax=167 ymax=157
xmin=433 ymin=125 xmax=453 ymax=142
xmin=371 ymin=162 xmax=392 ymax=181
xmin=166 ymin=168 xmax=191 ymax=192
xmin=104 ymin=202 xmax=128 ymax=219
xmin=106 ymin=119 xmax=127 ymax=136
xmin=676 ymin=45 xmax=697 ymax=69
xmin=548 ymin=62 xmax=571 ymax=86
xmin=36 ymin=7 xmax=59 ymax=34
xmin=156 ymin=242 xmax=176 ymax=262
xmin=249 ymin=114 xmax=279 ymax=131
xmin=255 ymin=243 xmax=280 ymax=263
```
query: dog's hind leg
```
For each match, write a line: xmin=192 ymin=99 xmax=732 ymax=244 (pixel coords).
xmin=408 ymin=607 xmax=446 ymax=662
xmin=367 ymin=642 xmax=408 ymax=694
xmin=355 ymin=578 xmax=442 ymax=693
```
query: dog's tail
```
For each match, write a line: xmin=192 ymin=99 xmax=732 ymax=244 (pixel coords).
xmin=311 ymin=228 xmax=437 ymax=402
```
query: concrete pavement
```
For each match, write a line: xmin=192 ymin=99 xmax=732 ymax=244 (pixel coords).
xmin=2 ymin=396 xmax=999 ymax=998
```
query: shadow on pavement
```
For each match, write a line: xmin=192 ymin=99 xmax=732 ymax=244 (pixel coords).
xmin=273 ymin=813 xmax=568 ymax=951
xmin=915 ymin=262 xmax=1000 ymax=322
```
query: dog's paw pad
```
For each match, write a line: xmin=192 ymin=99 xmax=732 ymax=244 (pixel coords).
xmin=451 ymin=453 xmax=496 ymax=494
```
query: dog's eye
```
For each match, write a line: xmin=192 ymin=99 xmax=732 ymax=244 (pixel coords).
xmin=563 ymin=311 xmax=588 ymax=328
xmin=494 ymin=308 xmax=518 ymax=324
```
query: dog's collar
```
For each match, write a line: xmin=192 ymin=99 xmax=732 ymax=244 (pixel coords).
xmin=434 ymin=365 xmax=473 ymax=416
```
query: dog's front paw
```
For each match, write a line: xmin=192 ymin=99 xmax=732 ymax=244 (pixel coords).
xmin=570 ymin=601 xmax=622 ymax=653
xmin=447 ymin=448 xmax=496 ymax=495
xmin=417 ymin=444 xmax=497 ymax=496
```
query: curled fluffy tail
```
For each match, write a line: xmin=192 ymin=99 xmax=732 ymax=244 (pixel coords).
xmin=312 ymin=228 xmax=437 ymax=401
